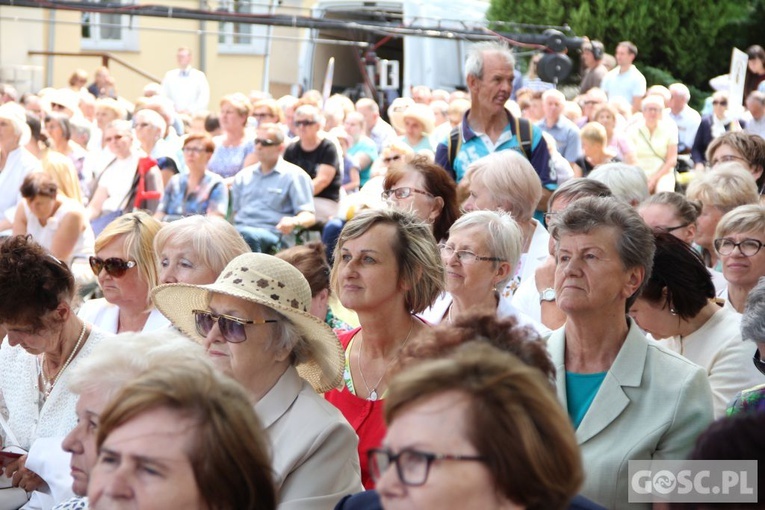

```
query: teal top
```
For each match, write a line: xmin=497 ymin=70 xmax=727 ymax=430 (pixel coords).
xmin=566 ymin=371 xmax=607 ymax=429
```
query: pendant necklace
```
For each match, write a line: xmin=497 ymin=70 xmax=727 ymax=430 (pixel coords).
xmin=357 ymin=318 xmax=414 ymax=401
xmin=39 ymin=321 xmax=87 ymax=398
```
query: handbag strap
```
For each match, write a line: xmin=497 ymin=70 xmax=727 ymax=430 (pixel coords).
xmin=638 ymin=128 xmax=663 ymax=160
xmin=0 ymin=412 xmax=18 ymax=448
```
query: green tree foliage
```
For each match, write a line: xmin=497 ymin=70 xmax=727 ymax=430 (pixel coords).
xmin=487 ymin=0 xmax=752 ymax=91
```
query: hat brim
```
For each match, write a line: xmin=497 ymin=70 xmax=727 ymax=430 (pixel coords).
xmin=151 ymin=282 xmax=344 ymax=393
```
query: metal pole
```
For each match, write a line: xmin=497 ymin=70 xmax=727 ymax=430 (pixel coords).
xmin=198 ymin=0 xmax=206 ymax=72
xmin=46 ymin=9 xmax=55 ymax=86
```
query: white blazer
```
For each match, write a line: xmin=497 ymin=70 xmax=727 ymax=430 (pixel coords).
xmin=547 ymin=318 xmax=714 ymax=509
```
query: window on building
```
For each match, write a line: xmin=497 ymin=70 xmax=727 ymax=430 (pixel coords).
xmin=217 ymin=0 xmax=269 ymax=55
xmin=81 ymin=0 xmax=139 ymax=51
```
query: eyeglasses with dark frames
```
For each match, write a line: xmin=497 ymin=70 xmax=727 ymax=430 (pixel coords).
xmin=294 ymin=120 xmax=317 ymax=127
xmin=89 ymin=256 xmax=137 ymax=278
xmin=381 ymin=187 xmax=433 ymax=201
xmin=368 ymin=448 xmax=485 ymax=486
xmin=182 ymin=146 xmax=210 ymax=154
xmin=193 ymin=309 xmax=277 ymax=343
xmin=653 ymin=222 xmax=691 ymax=234
xmin=438 ymin=243 xmax=504 ymax=264
xmin=254 ymin=138 xmax=279 ymax=147
xmin=383 ymin=155 xmax=402 ymax=164
xmin=713 ymin=238 xmax=764 ymax=257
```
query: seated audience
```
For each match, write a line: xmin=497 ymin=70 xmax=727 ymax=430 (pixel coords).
xmin=231 ymin=122 xmax=316 ymax=253
xmin=728 ymin=277 xmax=765 ymax=415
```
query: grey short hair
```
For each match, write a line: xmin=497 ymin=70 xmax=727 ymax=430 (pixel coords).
xmin=449 ymin=210 xmax=523 ymax=288
xmin=548 ymin=177 xmax=612 ymax=210
xmin=669 ymin=83 xmax=691 ymax=101
xmin=742 ymin=277 xmax=765 ymax=344
xmin=465 ymin=41 xmax=515 ymax=80
xmin=135 ymin=108 xmax=167 ymax=134
xmin=153 ymin=216 xmax=250 ymax=278
xmin=68 ymin=331 xmax=206 ymax=400
xmin=264 ymin=307 xmax=308 ymax=365
xmin=587 ymin=163 xmax=649 ymax=206
xmin=466 ymin=150 xmax=542 ymax=222
xmin=550 ymin=196 xmax=655 ymax=309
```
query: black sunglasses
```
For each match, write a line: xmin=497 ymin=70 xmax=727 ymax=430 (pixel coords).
xmin=89 ymin=256 xmax=136 ymax=278
xmin=254 ymin=138 xmax=279 ymax=147
xmin=294 ymin=120 xmax=317 ymax=127
xmin=754 ymin=349 xmax=765 ymax=377
xmin=193 ymin=309 xmax=277 ymax=343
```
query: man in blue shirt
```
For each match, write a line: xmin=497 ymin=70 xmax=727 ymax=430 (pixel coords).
xmin=538 ymin=89 xmax=582 ymax=163
xmin=231 ymin=123 xmax=315 ymax=253
xmin=435 ymin=41 xmax=554 ymax=211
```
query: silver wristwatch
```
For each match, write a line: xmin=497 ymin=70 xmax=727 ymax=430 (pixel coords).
xmin=539 ymin=288 xmax=556 ymax=303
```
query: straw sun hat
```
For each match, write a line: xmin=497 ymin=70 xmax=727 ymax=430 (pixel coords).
xmin=151 ymin=253 xmax=343 ymax=393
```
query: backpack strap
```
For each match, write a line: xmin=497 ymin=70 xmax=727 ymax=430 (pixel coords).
xmin=513 ymin=116 xmax=532 ymax=158
xmin=447 ymin=125 xmax=461 ymax=169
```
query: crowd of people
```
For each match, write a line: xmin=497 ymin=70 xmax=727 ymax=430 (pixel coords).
xmin=0 ymin=37 xmax=764 ymax=510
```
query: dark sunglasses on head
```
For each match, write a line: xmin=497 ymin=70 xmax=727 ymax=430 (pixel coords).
xmin=89 ymin=256 xmax=136 ymax=278
xmin=254 ymin=138 xmax=279 ymax=147
xmin=193 ymin=310 xmax=278 ymax=343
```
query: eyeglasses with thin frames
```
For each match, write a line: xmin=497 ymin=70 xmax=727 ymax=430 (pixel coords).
xmin=193 ymin=309 xmax=277 ymax=343
xmin=713 ymin=238 xmax=764 ymax=257
xmin=368 ymin=448 xmax=485 ymax=486
xmin=294 ymin=120 xmax=317 ymax=127
xmin=89 ymin=257 xmax=136 ymax=278
xmin=438 ymin=243 xmax=504 ymax=264
xmin=709 ymin=154 xmax=748 ymax=167
xmin=381 ymin=187 xmax=433 ymax=201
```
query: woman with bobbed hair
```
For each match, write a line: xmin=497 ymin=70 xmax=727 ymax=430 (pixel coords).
xmin=154 ymin=215 xmax=249 ymax=285
xmin=714 ymin=204 xmax=765 ymax=313
xmin=373 ymin=341 xmax=583 ymax=510
xmin=326 ymin=208 xmax=444 ymax=489
xmin=275 ymin=241 xmax=352 ymax=332
xmin=78 ymin=211 xmax=169 ymax=333
xmin=0 ymin=236 xmax=108 ymax=507
xmin=208 ymin=93 xmax=257 ymax=179
xmin=638 ymin=191 xmax=727 ymax=295
xmin=706 ymin=131 xmax=765 ymax=197
xmin=686 ymin=164 xmax=760 ymax=269
xmin=13 ymin=172 xmax=95 ymax=265
xmin=252 ymin=98 xmax=286 ymax=126
xmin=155 ymin=132 xmax=228 ymax=221
xmin=463 ymin=150 xmax=547 ymax=296
xmin=87 ymin=353 xmax=276 ymax=510
xmin=421 ymin=210 xmax=547 ymax=335
xmin=382 ymin=155 xmax=459 ymax=242
xmin=629 ymin=234 xmax=760 ymax=418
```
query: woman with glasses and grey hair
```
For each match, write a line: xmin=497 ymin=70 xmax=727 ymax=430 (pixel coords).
xmin=419 ymin=210 xmax=548 ymax=335
xmin=727 ymin=277 xmax=765 ymax=415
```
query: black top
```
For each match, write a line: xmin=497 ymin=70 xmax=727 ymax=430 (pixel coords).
xmin=284 ymin=138 xmax=342 ymax=201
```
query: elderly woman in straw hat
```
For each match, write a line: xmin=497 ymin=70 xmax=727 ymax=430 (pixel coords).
xmin=151 ymin=253 xmax=363 ymax=509
xmin=396 ymin=103 xmax=436 ymax=154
